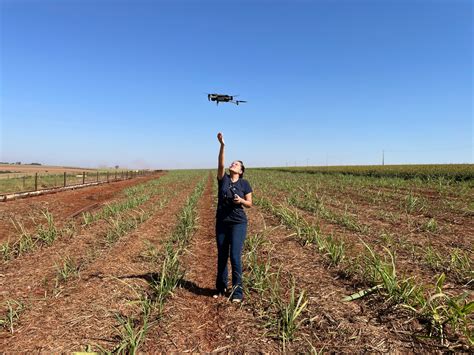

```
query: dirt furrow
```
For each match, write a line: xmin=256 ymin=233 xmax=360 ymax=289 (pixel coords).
xmin=259 ymin=186 xmax=472 ymax=287
xmin=265 ymin=179 xmax=472 ymax=254
xmin=244 ymin=206 xmax=421 ymax=352
xmin=142 ymin=174 xmax=275 ymax=352
xmin=0 ymin=174 xmax=162 ymax=244
xmin=0 ymin=176 xmax=180 ymax=302
xmin=288 ymin=201 xmax=473 ymax=288
xmin=0 ymin=177 xmax=196 ymax=351
xmin=318 ymin=187 xmax=474 ymax=252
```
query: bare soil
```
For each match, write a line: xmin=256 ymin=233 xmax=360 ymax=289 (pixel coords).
xmin=267 ymin=186 xmax=473 ymax=288
xmin=142 ymin=174 xmax=277 ymax=352
xmin=0 ymin=175 xmax=194 ymax=351
xmin=1 ymin=171 xmax=471 ymax=352
xmin=244 ymin=208 xmax=424 ymax=352
xmin=0 ymin=174 xmax=162 ymax=244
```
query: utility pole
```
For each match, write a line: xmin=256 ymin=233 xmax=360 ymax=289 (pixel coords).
xmin=382 ymin=150 xmax=385 ymax=166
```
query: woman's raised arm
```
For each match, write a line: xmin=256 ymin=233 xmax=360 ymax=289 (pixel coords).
xmin=217 ymin=132 xmax=225 ymax=180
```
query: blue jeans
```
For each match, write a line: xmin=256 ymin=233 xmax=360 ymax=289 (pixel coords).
xmin=215 ymin=221 xmax=247 ymax=299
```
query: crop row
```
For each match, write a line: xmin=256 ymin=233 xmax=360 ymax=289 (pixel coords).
xmin=267 ymin=164 xmax=474 ymax=181
xmin=47 ymin=172 xmax=198 ymax=289
xmin=248 ymin=170 xmax=473 ymax=285
xmin=254 ymin=194 xmax=472 ymax=348
xmin=103 ymin=175 xmax=207 ymax=353
xmin=1 ymin=175 xmax=172 ymax=261
xmin=0 ymin=172 xmax=198 ymax=335
xmin=243 ymin=229 xmax=308 ymax=350
xmin=251 ymin=169 xmax=472 ymax=217
xmin=209 ymin=171 xmax=309 ymax=350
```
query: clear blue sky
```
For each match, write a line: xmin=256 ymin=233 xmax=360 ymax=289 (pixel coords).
xmin=1 ymin=0 xmax=472 ymax=169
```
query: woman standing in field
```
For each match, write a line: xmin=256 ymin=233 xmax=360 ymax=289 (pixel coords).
xmin=215 ymin=132 xmax=253 ymax=303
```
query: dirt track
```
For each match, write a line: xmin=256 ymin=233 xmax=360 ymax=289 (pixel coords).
xmin=143 ymin=174 xmax=276 ymax=352
xmin=0 ymin=174 xmax=162 ymax=244
xmin=1 ymin=171 xmax=472 ymax=352
xmin=0 ymin=173 xmax=192 ymax=351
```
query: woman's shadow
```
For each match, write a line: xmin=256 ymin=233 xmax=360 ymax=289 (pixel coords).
xmin=109 ymin=272 xmax=216 ymax=297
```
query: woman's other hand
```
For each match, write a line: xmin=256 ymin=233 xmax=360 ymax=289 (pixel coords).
xmin=217 ymin=132 xmax=225 ymax=146
xmin=233 ymin=195 xmax=243 ymax=205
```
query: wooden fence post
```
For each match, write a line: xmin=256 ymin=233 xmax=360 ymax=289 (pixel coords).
xmin=96 ymin=171 xmax=99 ymax=182
xmin=107 ymin=171 xmax=109 ymax=182
xmin=35 ymin=173 xmax=38 ymax=191
xmin=64 ymin=172 xmax=66 ymax=187
xmin=83 ymin=171 xmax=85 ymax=184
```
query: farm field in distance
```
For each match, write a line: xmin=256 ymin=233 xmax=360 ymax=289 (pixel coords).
xmin=0 ymin=165 xmax=472 ymax=352
xmin=0 ymin=163 xmax=96 ymax=173
xmin=0 ymin=164 xmax=150 ymax=195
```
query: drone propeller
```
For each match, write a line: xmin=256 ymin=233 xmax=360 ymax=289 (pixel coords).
xmin=235 ymin=100 xmax=247 ymax=105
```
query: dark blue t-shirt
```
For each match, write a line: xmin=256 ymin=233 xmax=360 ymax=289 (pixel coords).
xmin=216 ymin=173 xmax=253 ymax=224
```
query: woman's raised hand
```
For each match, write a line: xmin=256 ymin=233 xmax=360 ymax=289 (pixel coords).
xmin=217 ymin=132 xmax=225 ymax=145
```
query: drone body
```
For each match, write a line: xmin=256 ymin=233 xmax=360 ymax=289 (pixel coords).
xmin=207 ymin=93 xmax=247 ymax=106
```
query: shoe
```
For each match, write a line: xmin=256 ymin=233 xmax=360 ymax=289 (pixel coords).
xmin=231 ymin=298 xmax=242 ymax=303
xmin=213 ymin=288 xmax=227 ymax=299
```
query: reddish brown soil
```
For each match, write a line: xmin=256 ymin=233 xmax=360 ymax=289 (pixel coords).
xmin=272 ymin=183 xmax=473 ymax=254
xmin=327 ymin=185 xmax=474 ymax=250
xmin=244 ymin=208 xmax=423 ymax=352
xmin=1 ymin=171 xmax=471 ymax=352
xmin=0 ymin=174 xmax=162 ymax=244
xmin=143 ymin=174 xmax=277 ymax=352
xmin=147 ymin=175 xmax=431 ymax=352
xmin=0 ymin=174 xmax=180 ymax=305
xmin=267 ymin=185 xmax=473 ymax=288
xmin=251 ymin=186 xmax=472 ymax=349
xmin=0 ymin=176 xmax=195 ymax=351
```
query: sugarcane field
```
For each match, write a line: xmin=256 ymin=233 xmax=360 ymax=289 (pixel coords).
xmin=1 ymin=0 xmax=472 ymax=352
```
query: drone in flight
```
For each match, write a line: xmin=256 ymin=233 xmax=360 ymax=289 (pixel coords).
xmin=207 ymin=93 xmax=247 ymax=106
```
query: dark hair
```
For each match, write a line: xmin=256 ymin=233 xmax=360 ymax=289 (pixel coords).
xmin=238 ymin=160 xmax=245 ymax=178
